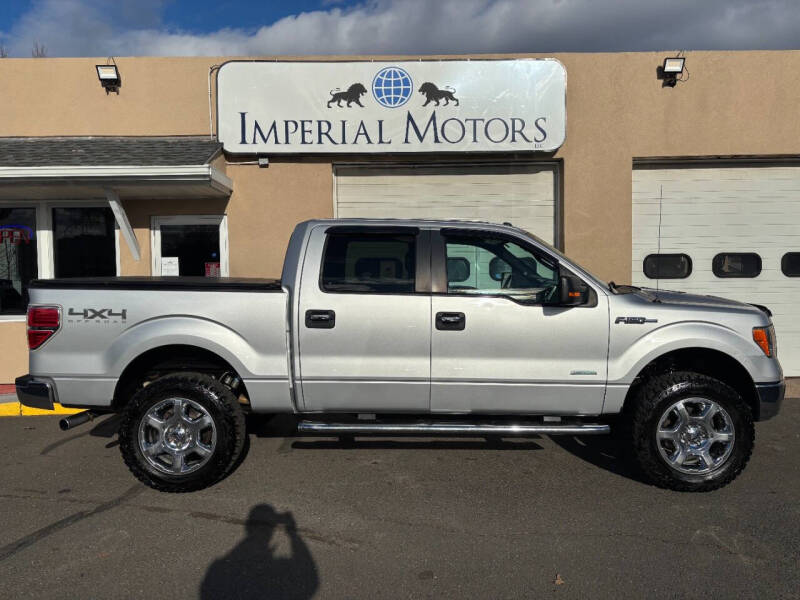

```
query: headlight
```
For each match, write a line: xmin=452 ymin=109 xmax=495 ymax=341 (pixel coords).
xmin=752 ymin=325 xmax=776 ymax=358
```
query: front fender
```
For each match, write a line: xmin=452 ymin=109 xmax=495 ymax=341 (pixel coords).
xmin=608 ymin=321 xmax=780 ymax=385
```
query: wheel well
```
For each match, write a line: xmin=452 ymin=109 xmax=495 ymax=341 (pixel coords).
xmin=622 ymin=348 xmax=760 ymax=419
xmin=112 ymin=345 xmax=248 ymax=410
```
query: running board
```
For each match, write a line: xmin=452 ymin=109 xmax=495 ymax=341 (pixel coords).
xmin=296 ymin=421 xmax=610 ymax=436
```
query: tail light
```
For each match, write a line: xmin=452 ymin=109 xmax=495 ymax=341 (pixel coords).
xmin=27 ymin=306 xmax=61 ymax=350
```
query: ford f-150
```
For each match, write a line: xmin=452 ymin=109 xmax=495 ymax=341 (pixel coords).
xmin=16 ymin=219 xmax=784 ymax=492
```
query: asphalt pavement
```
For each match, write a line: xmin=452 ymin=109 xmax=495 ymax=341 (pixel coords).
xmin=0 ymin=401 xmax=798 ymax=599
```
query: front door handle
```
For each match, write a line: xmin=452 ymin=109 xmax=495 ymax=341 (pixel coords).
xmin=305 ymin=309 xmax=336 ymax=329
xmin=436 ymin=311 xmax=465 ymax=331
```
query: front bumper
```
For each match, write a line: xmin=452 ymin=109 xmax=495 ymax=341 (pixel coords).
xmin=15 ymin=375 xmax=55 ymax=411
xmin=755 ymin=381 xmax=785 ymax=421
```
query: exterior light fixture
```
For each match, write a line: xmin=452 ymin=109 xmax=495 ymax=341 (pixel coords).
xmin=661 ymin=57 xmax=685 ymax=88
xmin=96 ymin=63 xmax=121 ymax=93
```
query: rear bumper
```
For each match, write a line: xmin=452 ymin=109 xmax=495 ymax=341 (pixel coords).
xmin=15 ymin=375 xmax=55 ymax=411
xmin=755 ymin=381 xmax=784 ymax=421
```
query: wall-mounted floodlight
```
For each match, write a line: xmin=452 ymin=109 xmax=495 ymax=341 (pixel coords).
xmin=96 ymin=64 xmax=121 ymax=94
xmin=661 ymin=57 xmax=685 ymax=87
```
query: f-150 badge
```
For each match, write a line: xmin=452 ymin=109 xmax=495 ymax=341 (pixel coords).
xmin=615 ymin=316 xmax=657 ymax=325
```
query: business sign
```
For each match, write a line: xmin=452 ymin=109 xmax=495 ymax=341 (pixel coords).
xmin=217 ymin=59 xmax=566 ymax=154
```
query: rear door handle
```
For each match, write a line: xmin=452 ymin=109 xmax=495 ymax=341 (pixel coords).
xmin=436 ymin=311 xmax=465 ymax=331
xmin=305 ymin=309 xmax=336 ymax=329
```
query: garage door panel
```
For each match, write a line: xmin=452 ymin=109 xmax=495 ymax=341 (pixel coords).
xmin=633 ymin=165 xmax=800 ymax=376
xmin=335 ymin=164 xmax=556 ymax=245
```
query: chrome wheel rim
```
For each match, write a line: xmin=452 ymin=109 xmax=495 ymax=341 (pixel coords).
xmin=138 ymin=397 xmax=216 ymax=475
xmin=656 ymin=397 xmax=735 ymax=475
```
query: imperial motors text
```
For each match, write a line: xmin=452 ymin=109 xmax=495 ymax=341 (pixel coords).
xmin=238 ymin=111 xmax=549 ymax=148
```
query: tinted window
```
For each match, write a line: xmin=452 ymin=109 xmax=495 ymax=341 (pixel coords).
xmin=53 ymin=207 xmax=116 ymax=278
xmin=782 ymin=253 xmax=800 ymax=277
xmin=712 ymin=253 xmax=762 ymax=278
xmin=444 ymin=233 xmax=558 ymax=304
xmin=643 ymin=254 xmax=692 ymax=279
xmin=0 ymin=207 xmax=38 ymax=315
xmin=321 ymin=233 xmax=416 ymax=293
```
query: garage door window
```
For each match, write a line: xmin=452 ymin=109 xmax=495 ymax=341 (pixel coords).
xmin=643 ymin=254 xmax=692 ymax=279
xmin=712 ymin=253 xmax=762 ymax=278
xmin=781 ymin=253 xmax=800 ymax=277
xmin=321 ymin=233 xmax=416 ymax=294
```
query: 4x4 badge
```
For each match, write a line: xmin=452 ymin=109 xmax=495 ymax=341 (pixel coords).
xmin=68 ymin=308 xmax=127 ymax=321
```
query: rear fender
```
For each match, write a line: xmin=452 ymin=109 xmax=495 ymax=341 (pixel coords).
xmin=106 ymin=316 xmax=261 ymax=379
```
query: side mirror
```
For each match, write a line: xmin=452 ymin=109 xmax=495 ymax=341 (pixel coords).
xmin=558 ymin=274 xmax=589 ymax=306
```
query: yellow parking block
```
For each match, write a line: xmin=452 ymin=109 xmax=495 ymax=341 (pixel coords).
xmin=0 ymin=402 xmax=82 ymax=416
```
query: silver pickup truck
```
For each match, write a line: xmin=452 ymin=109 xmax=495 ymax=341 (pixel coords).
xmin=16 ymin=219 xmax=784 ymax=493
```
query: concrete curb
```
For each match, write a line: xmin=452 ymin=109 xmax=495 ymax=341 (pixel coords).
xmin=0 ymin=399 xmax=81 ymax=417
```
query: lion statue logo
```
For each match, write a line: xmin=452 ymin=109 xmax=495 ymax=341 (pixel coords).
xmin=327 ymin=83 xmax=367 ymax=108
xmin=418 ymin=82 xmax=460 ymax=107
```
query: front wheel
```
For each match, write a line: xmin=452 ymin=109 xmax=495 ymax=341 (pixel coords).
xmin=119 ymin=372 xmax=246 ymax=492
xmin=630 ymin=371 xmax=754 ymax=492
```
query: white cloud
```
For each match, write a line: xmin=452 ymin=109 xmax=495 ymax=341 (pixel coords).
xmin=2 ymin=0 xmax=799 ymax=58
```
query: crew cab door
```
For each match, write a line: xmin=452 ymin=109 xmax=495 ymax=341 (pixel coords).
xmin=297 ymin=225 xmax=431 ymax=412
xmin=430 ymin=228 xmax=609 ymax=414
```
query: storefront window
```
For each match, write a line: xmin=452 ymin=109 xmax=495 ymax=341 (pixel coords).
xmin=160 ymin=224 xmax=221 ymax=276
xmin=53 ymin=207 xmax=116 ymax=278
xmin=0 ymin=208 xmax=38 ymax=315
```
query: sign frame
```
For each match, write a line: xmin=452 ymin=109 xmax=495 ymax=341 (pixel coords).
xmin=215 ymin=58 xmax=567 ymax=155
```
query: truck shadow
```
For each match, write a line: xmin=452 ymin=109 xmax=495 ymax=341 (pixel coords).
xmin=200 ymin=503 xmax=319 ymax=600
xmin=248 ymin=415 xmax=648 ymax=484
xmin=39 ymin=413 xmax=122 ymax=455
xmin=549 ymin=434 xmax=649 ymax=485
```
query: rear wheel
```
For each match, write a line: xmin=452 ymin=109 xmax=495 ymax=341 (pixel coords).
xmin=630 ymin=371 xmax=754 ymax=492
xmin=119 ymin=372 xmax=246 ymax=492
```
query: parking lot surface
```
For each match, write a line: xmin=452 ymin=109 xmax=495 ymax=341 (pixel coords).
xmin=0 ymin=401 xmax=798 ymax=599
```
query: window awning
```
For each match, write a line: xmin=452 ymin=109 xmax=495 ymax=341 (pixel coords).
xmin=0 ymin=137 xmax=233 ymax=262
xmin=0 ymin=137 xmax=232 ymax=200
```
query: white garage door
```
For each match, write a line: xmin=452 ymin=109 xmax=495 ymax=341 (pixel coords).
xmin=632 ymin=164 xmax=800 ymax=375
xmin=334 ymin=163 xmax=557 ymax=245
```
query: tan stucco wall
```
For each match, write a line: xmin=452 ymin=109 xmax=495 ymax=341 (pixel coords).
xmin=225 ymin=160 xmax=334 ymax=277
xmin=1 ymin=57 xmax=215 ymax=137
xmin=2 ymin=51 xmax=800 ymax=381
xmin=3 ymin=52 xmax=800 ymax=280
xmin=0 ymin=321 xmax=28 ymax=383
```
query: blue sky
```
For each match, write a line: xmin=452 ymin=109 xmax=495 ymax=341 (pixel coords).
xmin=0 ymin=1 xmax=355 ymax=38
xmin=160 ymin=1 xmax=351 ymax=32
xmin=0 ymin=0 xmax=797 ymax=58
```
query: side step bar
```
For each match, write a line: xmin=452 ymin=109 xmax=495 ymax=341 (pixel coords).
xmin=297 ymin=421 xmax=610 ymax=436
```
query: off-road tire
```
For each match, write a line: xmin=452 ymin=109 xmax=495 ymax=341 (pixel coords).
xmin=119 ymin=372 xmax=246 ymax=492
xmin=630 ymin=370 xmax=754 ymax=492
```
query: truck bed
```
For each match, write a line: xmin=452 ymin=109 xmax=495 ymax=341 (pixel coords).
xmin=26 ymin=276 xmax=292 ymax=413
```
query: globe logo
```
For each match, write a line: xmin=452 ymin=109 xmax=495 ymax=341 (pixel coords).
xmin=372 ymin=67 xmax=413 ymax=108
